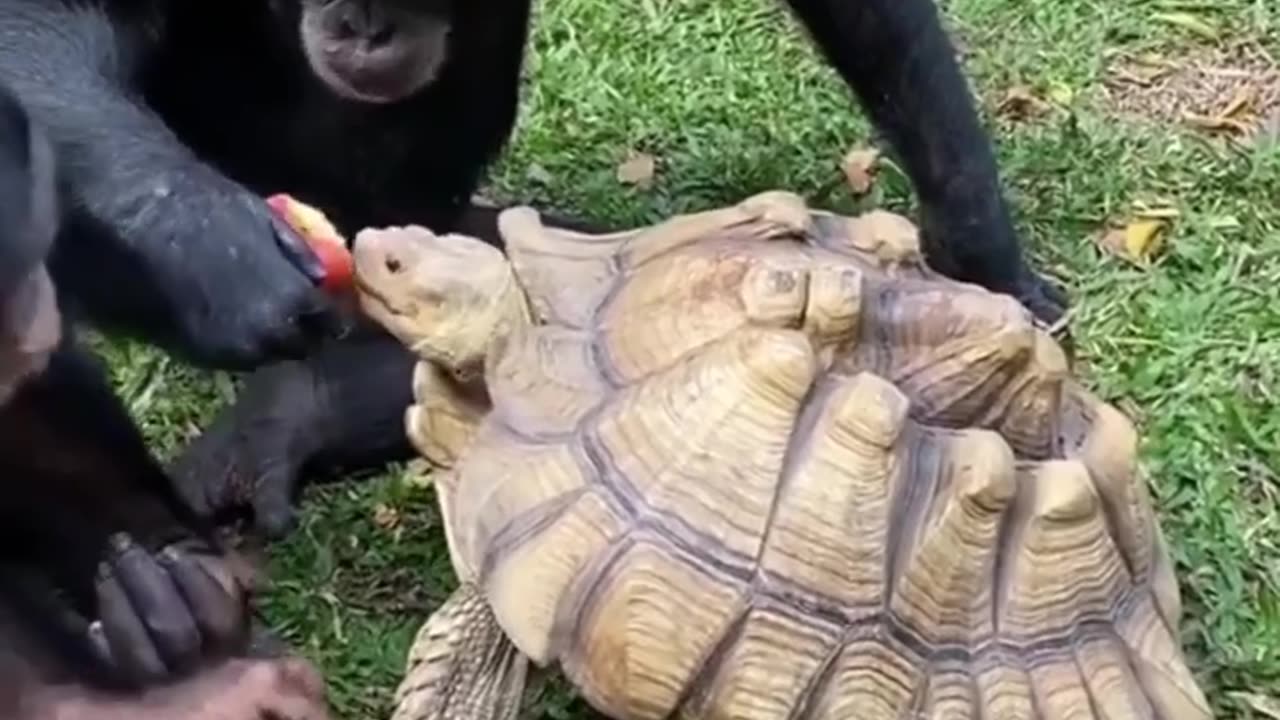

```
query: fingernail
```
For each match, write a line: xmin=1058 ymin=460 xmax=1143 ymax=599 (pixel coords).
xmin=108 ymin=533 xmax=133 ymax=552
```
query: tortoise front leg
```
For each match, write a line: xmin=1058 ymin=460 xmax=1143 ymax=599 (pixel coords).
xmin=392 ymin=584 xmax=529 ymax=720
xmin=406 ymin=362 xmax=490 ymax=469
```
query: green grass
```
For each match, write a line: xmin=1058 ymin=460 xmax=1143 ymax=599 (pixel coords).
xmin=106 ymin=0 xmax=1278 ymax=716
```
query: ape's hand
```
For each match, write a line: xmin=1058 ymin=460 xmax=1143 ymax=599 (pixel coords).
xmin=87 ymin=533 xmax=252 ymax=688
xmin=66 ymin=169 xmax=350 ymax=371
xmin=143 ymin=182 xmax=348 ymax=369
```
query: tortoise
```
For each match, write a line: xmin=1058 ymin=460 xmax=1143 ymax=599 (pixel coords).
xmin=350 ymin=191 xmax=1211 ymax=720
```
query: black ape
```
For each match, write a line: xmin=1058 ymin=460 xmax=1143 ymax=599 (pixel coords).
xmin=0 ymin=0 xmax=1067 ymax=537
xmin=0 ymin=80 xmax=329 ymax=718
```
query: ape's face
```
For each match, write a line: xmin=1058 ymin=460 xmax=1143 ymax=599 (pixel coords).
xmin=290 ymin=0 xmax=453 ymax=104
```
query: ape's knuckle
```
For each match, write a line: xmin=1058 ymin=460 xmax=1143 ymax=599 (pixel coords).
xmin=143 ymin=612 xmax=199 ymax=642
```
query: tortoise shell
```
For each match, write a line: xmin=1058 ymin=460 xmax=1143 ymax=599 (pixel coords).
xmin=356 ymin=192 xmax=1209 ymax=720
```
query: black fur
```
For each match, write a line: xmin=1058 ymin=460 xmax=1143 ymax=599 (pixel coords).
xmin=0 ymin=0 xmax=1066 ymax=537
xmin=0 ymin=79 xmax=253 ymax=700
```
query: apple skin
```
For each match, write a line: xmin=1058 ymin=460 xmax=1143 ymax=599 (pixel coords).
xmin=265 ymin=193 xmax=354 ymax=293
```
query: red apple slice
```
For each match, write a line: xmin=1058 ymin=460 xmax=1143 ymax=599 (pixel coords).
xmin=266 ymin=193 xmax=354 ymax=293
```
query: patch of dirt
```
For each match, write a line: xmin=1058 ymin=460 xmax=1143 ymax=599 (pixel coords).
xmin=1103 ymin=40 xmax=1280 ymax=143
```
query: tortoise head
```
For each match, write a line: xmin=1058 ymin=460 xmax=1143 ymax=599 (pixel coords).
xmin=352 ymin=225 xmax=527 ymax=380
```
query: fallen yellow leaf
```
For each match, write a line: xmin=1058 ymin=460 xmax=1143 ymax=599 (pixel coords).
xmin=616 ymin=151 xmax=657 ymax=189
xmin=841 ymin=147 xmax=881 ymax=195
xmin=1046 ymin=82 xmax=1075 ymax=106
xmin=1097 ymin=218 xmax=1170 ymax=265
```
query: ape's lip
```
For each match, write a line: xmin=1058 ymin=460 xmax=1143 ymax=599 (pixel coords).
xmin=317 ymin=63 xmax=417 ymax=104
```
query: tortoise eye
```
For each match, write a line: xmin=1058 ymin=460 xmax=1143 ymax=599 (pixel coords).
xmin=385 ymin=257 xmax=403 ymax=273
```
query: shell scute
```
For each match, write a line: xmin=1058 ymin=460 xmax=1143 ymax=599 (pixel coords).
xmin=591 ymin=327 xmax=817 ymax=562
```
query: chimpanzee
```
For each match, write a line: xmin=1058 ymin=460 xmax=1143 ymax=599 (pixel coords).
xmin=0 ymin=0 xmax=1069 ymax=538
xmin=0 ymin=80 xmax=332 ymax=719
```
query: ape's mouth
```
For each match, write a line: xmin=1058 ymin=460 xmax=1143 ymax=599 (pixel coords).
xmin=299 ymin=12 xmax=451 ymax=105
xmin=313 ymin=61 xmax=421 ymax=104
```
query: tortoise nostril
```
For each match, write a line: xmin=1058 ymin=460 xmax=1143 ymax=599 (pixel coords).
xmin=386 ymin=257 xmax=402 ymax=273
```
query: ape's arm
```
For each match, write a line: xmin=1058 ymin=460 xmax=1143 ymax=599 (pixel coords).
xmin=0 ymin=340 xmax=256 ymax=689
xmin=0 ymin=1 xmax=339 ymax=369
xmin=781 ymin=0 xmax=1066 ymax=321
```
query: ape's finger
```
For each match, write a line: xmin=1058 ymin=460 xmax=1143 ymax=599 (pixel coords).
xmin=95 ymin=559 xmax=170 ymax=684
xmin=271 ymin=213 xmax=328 ymax=285
xmin=159 ymin=545 xmax=247 ymax=653
xmin=86 ymin=620 xmax=117 ymax=669
xmin=107 ymin=534 xmax=202 ymax=674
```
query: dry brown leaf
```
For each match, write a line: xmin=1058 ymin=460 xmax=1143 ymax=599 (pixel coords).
xmin=1096 ymin=218 xmax=1170 ymax=265
xmin=616 ymin=151 xmax=656 ymax=189
xmin=373 ymin=503 xmax=401 ymax=530
xmin=997 ymin=85 xmax=1052 ymax=120
xmin=1184 ymin=112 xmax=1254 ymax=134
xmin=1184 ymin=85 xmax=1261 ymax=135
xmin=1111 ymin=56 xmax=1176 ymax=87
xmin=1105 ymin=40 xmax=1280 ymax=140
xmin=1220 ymin=86 xmax=1258 ymax=118
xmin=841 ymin=147 xmax=880 ymax=195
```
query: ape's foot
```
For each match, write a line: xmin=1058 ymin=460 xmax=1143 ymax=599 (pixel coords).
xmin=1015 ymin=270 xmax=1071 ymax=333
xmin=169 ymin=360 xmax=323 ymax=540
xmin=170 ymin=335 xmax=418 ymax=540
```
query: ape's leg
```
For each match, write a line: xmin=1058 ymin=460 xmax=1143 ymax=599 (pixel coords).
xmin=783 ymin=0 xmax=1067 ymax=324
xmin=169 ymin=329 xmax=418 ymax=540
